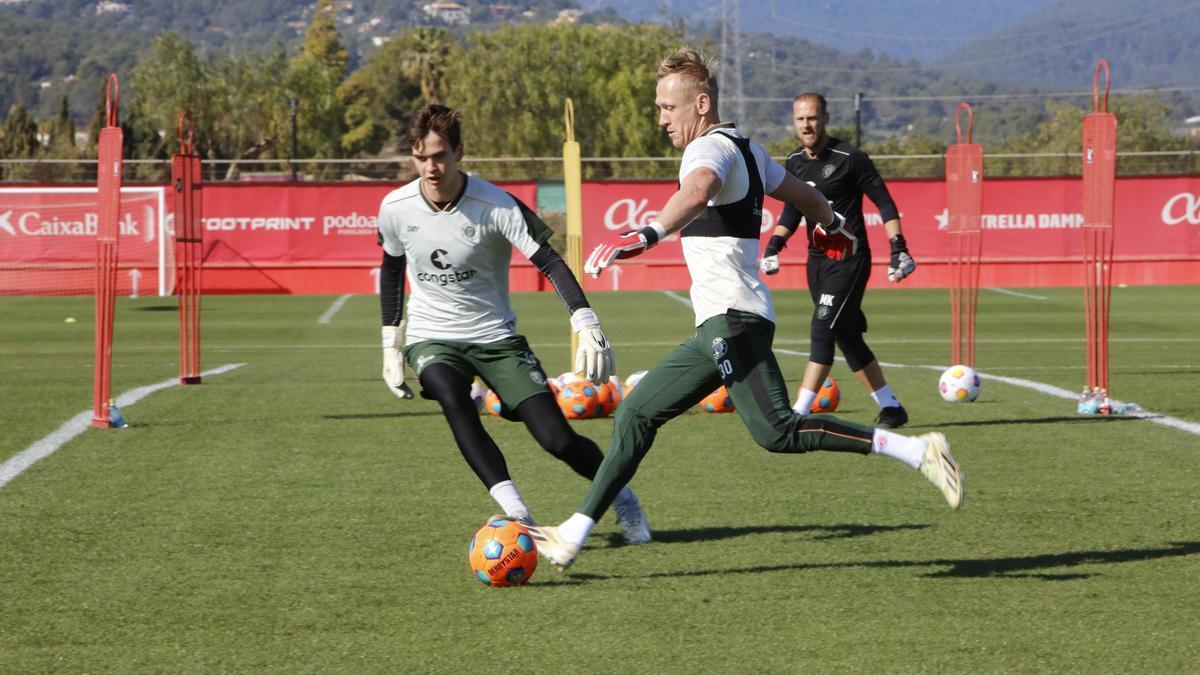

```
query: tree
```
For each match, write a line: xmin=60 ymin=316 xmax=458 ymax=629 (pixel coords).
xmin=1 ymin=103 xmax=40 ymax=158
xmin=338 ymin=27 xmax=458 ymax=157
xmin=441 ymin=23 xmax=680 ymax=178
xmin=129 ymin=34 xmax=212 ymax=154
xmin=281 ymin=0 xmax=352 ymax=175
xmin=302 ymin=0 xmax=349 ymax=79
xmin=46 ymin=96 xmax=76 ymax=155
xmin=127 ymin=33 xmax=299 ymax=178
xmin=0 ymin=103 xmax=40 ymax=179
xmin=990 ymin=95 xmax=1196 ymax=176
xmin=865 ymin=135 xmax=947 ymax=178
xmin=208 ymin=49 xmax=292 ymax=178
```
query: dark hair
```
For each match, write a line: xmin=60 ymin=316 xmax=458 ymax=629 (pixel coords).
xmin=657 ymin=48 xmax=719 ymax=108
xmin=793 ymin=92 xmax=828 ymax=117
xmin=408 ymin=104 xmax=462 ymax=151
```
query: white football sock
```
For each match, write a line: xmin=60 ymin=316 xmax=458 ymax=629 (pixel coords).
xmin=560 ymin=512 xmax=595 ymax=546
xmin=792 ymin=388 xmax=818 ymax=414
xmin=872 ymin=429 xmax=924 ymax=470
xmin=871 ymin=384 xmax=900 ymax=409
xmin=488 ymin=480 xmax=531 ymax=521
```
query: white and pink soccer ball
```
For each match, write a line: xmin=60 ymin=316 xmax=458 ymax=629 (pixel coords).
xmin=939 ymin=365 xmax=981 ymax=403
xmin=470 ymin=380 xmax=488 ymax=411
xmin=623 ymin=370 xmax=648 ymax=394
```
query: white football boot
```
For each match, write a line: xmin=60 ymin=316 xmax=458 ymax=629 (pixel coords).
xmin=613 ymin=492 xmax=652 ymax=545
xmin=523 ymin=524 xmax=581 ymax=571
xmin=918 ymin=432 xmax=964 ymax=509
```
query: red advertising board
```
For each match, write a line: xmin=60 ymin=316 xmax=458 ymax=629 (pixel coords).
xmin=580 ymin=176 xmax=1200 ymax=291
xmin=0 ymin=187 xmax=166 ymax=296
xmin=3 ymin=177 xmax=1198 ymax=295
xmin=196 ymin=182 xmax=538 ymax=293
xmin=0 ymin=182 xmax=536 ymax=295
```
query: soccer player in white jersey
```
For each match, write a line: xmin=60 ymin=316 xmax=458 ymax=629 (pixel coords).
xmin=377 ymin=104 xmax=650 ymax=542
xmin=523 ymin=49 xmax=963 ymax=571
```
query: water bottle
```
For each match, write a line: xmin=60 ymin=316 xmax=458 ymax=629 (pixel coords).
xmin=108 ymin=400 xmax=128 ymax=428
xmin=1076 ymin=387 xmax=1094 ymax=415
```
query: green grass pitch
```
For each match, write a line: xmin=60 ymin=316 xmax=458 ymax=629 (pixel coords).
xmin=1 ymin=286 xmax=1198 ymax=671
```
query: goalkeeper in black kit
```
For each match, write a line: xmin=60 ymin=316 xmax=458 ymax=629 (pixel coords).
xmin=760 ymin=92 xmax=917 ymax=429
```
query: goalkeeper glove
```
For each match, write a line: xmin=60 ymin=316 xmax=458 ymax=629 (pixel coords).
xmin=759 ymin=234 xmax=788 ymax=276
xmin=584 ymin=222 xmax=667 ymax=278
xmin=382 ymin=323 xmax=414 ymax=400
xmin=811 ymin=212 xmax=857 ymax=261
xmin=888 ymin=234 xmax=917 ymax=282
xmin=570 ymin=308 xmax=615 ymax=385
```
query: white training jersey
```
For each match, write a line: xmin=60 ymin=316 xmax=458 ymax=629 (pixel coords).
xmin=377 ymin=175 xmax=551 ymax=344
xmin=678 ymin=125 xmax=787 ymax=326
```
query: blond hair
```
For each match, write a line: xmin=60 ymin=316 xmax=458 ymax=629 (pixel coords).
xmin=657 ymin=48 xmax=719 ymax=106
xmin=793 ymin=92 xmax=828 ymax=117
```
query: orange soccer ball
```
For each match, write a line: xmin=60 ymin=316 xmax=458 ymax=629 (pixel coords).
xmin=468 ymin=517 xmax=538 ymax=586
xmin=809 ymin=377 xmax=840 ymax=413
xmin=698 ymin=385 xmax=735 ymax=413
xmin=595 ymin=376 xmax=623 ymax=417
xmin=482 ymin=389 xmax=506 ymax=417
xmin=558 ymin=381 xmax=604 ymax=420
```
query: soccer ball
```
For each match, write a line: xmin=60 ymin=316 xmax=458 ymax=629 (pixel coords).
xmin=483 ymin=389 xmax=506 ymax=416
xmin=808 ymin=377 xmax=840 ymax=413
xmin=470 ymin=380 xmax=487 ymax=411
xmin=939 ymin=364 xmax=981 ymax=403
xmin=609 ymin=374 xmax=624 ymax=397
xmin=595 ymin=376 xmax=623 ymax=417
xmin=468 ymin=517 xmax=538 ymax=586
xmin=698 ymin=385 xmax=735 ymax=413
xmin=623 ymin=370 xmax=648 ymax=395
xmin=558 ymin=382 xmax=604 ymax=419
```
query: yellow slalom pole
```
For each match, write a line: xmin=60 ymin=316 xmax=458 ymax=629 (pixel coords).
xmin=564 ymin=99 xmax=583 ymax=370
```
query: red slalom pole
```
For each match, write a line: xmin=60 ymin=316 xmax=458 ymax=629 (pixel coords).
xmin=92 ymin=74 xmax=124 ymax=429
xmin=172 ymin=112 xmax=204 ymax=385
xmin=945 ymin=102 xmax=983 ymax=367
xmin=1080 ymin=60 xmax=1117 ymax=413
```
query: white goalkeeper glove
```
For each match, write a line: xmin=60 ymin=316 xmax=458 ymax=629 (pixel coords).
xmin=759 ymin=234 xmax=787 ymax=276
xmin=888 ymin=234 xmax=917 ymax=282
xmin=759 ymin=254 xmax=779 ymax=275
xmin=570 ymin=308 xmax=615 ymax=385
xmin=382 ymin=323 xmax=414 ymax=400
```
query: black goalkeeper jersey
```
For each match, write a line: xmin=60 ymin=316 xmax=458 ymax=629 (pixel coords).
xmin=778 ymin=136 xmax=900 ymax=256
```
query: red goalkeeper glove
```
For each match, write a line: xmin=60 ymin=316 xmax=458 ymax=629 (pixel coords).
xmin=811 ymin=212 xmax=858 ymax=261
xmin=584 ymin=222 xmax=666 ymax=278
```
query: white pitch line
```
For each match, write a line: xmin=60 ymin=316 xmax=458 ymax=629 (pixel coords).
xmin=968 ymin=370 xmax=1200 ymax=436
xmin=775 ymin=347 xmax=811 ymax=359
xmin=318 ymin=294 xmax=354 ymax=325
xmin=0 ymin=363 xmax=245 ymax=490
xmin=984 ymin=287 xmax=1048 ymax=300
xmin=665 ymin=292 xmax=1200 ymax=437
xmin=660 ymin=290 xmax=693 ymax=308
xmin=897 ymin=362 xmax=1200 ymax=437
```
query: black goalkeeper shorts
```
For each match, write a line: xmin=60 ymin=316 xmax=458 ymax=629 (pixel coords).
xmin=807 ymin=249 xmax=871 ymax=333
